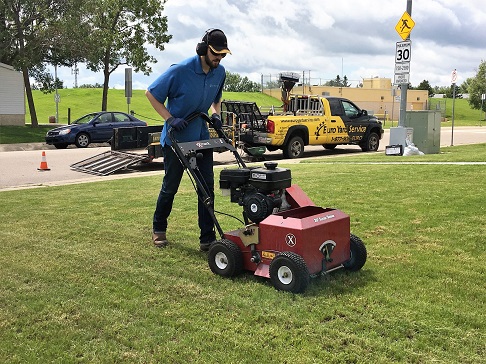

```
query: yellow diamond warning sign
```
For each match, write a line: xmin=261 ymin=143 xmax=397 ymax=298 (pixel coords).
xmin=395 ymin=11 xmax=415 ymax=41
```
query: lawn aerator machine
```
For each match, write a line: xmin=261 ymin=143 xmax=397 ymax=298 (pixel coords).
xmin=170 ymin=113 xmax=367 ymax=293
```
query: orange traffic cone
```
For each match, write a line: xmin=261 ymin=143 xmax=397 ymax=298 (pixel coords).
xmin=37 ymin=151 xmax=50 ymax=171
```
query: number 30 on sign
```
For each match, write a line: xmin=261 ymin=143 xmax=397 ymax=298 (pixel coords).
xmin=395 ymin=40 xmax=411 ymax=63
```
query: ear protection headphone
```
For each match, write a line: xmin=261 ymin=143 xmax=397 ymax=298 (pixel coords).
xmin=196 ymin=28 xmax=223 ymax=56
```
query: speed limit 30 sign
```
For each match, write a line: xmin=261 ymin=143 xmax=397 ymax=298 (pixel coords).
xmin=394 ymin=40 xmax=411 ymax=84
xmin=395 ymin=40 xmax=411 ymax=64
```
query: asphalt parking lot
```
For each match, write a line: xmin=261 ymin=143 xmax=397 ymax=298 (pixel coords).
xmin=1 ymin=126 xmax=485 ymax=191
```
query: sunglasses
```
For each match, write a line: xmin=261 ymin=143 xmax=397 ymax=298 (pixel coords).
xmin=209 ymin=49 xmax=226 ymax=58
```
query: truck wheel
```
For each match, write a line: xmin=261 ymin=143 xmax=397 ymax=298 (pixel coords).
xmin=269 ymin=251 xmax=310 ymax=293
xmin=360 ymin=132 xmax=379 ymax=151
xmin=343 ymin=234 xmax=367 ymax=271
xmin=75 ymin=132 xmax=90 ymax=148
xmin=208 ymin=239 xmax=243 ymax=278
xmin=283 ymin=136 xmax=304 ymax=159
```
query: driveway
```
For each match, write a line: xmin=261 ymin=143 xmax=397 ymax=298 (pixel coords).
xmin=1 ymin=126 xmax=485 ymax=191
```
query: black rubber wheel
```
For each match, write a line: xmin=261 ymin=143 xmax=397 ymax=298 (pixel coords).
xmin=360 ymin=132 xmax=379 ymax=151
xmin=75 ymin=132 xmax=90 ymax=148
xmin=343 ymin=234 xmax=367 ymax=271
xmin=208 ymin=239 xmax=243 ymax=278
xmin=269 ymin=251 xmax=310 ymax=293
xmin=323 ymin=144 xmax=337 ymax=150
xmin=283 ymin=135 xmax=304 ymax=159
xmin=54 ymin=143 xmax=68 ymax=149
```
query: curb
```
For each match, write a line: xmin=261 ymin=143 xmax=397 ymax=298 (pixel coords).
xmin=0 ymin=143 xmax=50 ymax=152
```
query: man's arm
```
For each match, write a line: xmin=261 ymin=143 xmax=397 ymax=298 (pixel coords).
xmin=145 ymin=90 xmax=172 ymax=121
xmin=210 ymin=100 xmax=221 ymax=116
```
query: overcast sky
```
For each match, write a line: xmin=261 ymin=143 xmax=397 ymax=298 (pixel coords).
xmin=55 ymin=0 xmax=486 ymax=91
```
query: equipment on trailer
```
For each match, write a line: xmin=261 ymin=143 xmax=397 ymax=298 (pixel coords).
xmin=172 ymin=113 xmax=367 ymax=293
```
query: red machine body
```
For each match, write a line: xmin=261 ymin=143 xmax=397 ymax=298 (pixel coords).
xmin=223 ymin=185 xmax=350 ymax=278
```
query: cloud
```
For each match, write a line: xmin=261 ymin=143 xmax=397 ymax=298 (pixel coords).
xmin=51 ymin=0 xmax=486 ymax=91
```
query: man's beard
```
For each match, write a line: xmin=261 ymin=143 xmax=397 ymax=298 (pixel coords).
xmin=204 ymin=55 xmax=220 ymax=70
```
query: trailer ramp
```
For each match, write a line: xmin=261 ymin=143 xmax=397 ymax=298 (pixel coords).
xmin=70 ymin=151 xmax=149 ymax=176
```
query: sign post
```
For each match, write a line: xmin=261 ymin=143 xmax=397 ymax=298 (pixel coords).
xmin=388 ymin=0 xmax=414 ymax=154
xmin=481 ymin=93 xmax=485 ymax=127
xmin=451 ymin=69 xmax=457 ymax=146
xmin=55 ymin=64 xmax=59 ymax=123
xmin=125 ymin=68 xmax=133 ymax=114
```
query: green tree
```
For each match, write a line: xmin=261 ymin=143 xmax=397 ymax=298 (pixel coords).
xmin=223 ymin=71 xmax=260 ymax=92
xmin=0 ymin=0 xmax=88 ymax=126
xmin=460 ymin=78 xmax=472 ymax=94
xmin=264 ymin=80 xmax=280 ymax=89
xmin=30 ymin=64 xmax=64 ymax=93
xmin=433 ymin=85 xmax=450 ymax=96
xmin=451 ymin=83 xmax=461 ymax=98
xmin=467 ymin=60 xmax=486 ymax=114
xmin=325 ymin=75 xmax=350 ymax=87
xmin=1 ymin=0 xmax=54 ymax=126
xmin=82 ymin=0 xmax=171 ymax=111
xmin=416 ymin=80 xmax=434 ymax=97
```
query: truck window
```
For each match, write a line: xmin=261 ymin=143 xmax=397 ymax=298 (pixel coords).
xmin=328 ymin=98 xmax=344 ymax=116
xmin=342 ymin=101 xmax=360 ymax=118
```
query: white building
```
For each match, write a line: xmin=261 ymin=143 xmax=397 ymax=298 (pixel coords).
xmin=0 ymin=63 xmax=25 ymax=126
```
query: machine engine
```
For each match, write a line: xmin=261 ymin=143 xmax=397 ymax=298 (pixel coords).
xmin=219 ymin=162 xmax=292 ymax=223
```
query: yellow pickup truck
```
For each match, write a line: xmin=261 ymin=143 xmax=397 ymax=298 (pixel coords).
xmin=223 ymin=94 xmax=384 ymax=159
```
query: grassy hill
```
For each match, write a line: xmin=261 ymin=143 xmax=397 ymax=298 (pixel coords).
xmin=428 ymin=97 xmax=485 ymax=126
xmin=26 ymin=89 xmax=282 ymax=125
xmin=0 ymin=89 xmax=483 ymax=144
xmin=28 ymin=89 xmax=484 ymax=126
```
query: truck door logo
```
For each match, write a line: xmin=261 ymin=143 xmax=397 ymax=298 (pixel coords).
xmin=314 ymin=121 xmax=327 ymax=139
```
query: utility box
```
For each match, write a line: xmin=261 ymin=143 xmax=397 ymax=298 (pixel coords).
xmin=404 ymin=111 xmax=441 ymax=154
xmin=389 ymin=126 xmax=413 ymax=152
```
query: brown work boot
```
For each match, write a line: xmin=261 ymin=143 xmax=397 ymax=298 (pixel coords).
xmin=152 ymin=232 xmax=169 ymax=248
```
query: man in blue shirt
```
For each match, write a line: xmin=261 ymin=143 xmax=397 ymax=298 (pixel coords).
xmin=146 ymin=29 xmax=230 ymax=251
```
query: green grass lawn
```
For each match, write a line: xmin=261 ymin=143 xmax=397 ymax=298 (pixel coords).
xmin=0 ymin=144 xmax=484 ymax=363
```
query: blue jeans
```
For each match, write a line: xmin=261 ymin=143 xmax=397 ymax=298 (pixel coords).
xmin=153 ymin=145 xmax=216 ymax=244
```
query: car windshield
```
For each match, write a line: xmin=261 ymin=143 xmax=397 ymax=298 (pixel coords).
xmin=74 ymin=113 xmax=99 ymax=124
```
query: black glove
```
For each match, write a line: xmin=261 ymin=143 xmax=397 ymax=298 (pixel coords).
xmin=166 ymin=116 xmax=188 ymax=131
xmin=211 ymin=113 xmax=223 ymax=130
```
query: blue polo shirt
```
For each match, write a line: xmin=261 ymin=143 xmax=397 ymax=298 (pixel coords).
xmin=147 ymin=55 xmax=226 ymax=146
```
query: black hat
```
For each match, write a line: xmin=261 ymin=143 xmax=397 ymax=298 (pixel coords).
xmin=207 ymin=30 xmax=231 ymax=54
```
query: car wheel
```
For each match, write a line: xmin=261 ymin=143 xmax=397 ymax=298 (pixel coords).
xmin=208 ymin=239 xmax=243 ymax=277
xmin=269 ymin=251 xmax=310 ymax=293
xmin=323 ymin=144 xmax=337 ymax=150
xmin=53 ymin=143 xmax=68 ymax=149
xmin=75 ymin=133 xmax=90 ymax=148
xmin=343 ymin=234 xmax=367 ymax=272
xmin=360 ymin=132 xmax=379 ymax=151
xmin=283 ymin=135 xmax=304 ymax=159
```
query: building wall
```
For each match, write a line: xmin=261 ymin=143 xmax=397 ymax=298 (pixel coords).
xmin=0 ymin=63 xmax=25 ymax=126
xmin=263 ymin=77 xmax=428 ymax=123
